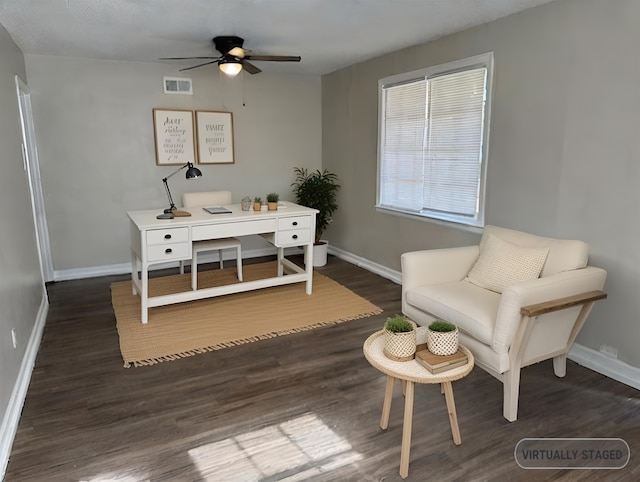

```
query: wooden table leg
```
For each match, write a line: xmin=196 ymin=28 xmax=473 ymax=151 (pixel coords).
xmin=442 ymin=381 xmax=461 ymax=445
xmin=380 ymin=375 xmax=394 ymax=429
xmin=399 ymin=380 xmax=414 ymax=479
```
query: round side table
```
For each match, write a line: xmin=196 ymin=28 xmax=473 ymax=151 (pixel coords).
xmin=363 ymin=327 xmax=474 ymax=479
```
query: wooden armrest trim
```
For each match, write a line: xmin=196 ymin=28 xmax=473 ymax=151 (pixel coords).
xmin=520 ymin=290 xmax=607 ymax=317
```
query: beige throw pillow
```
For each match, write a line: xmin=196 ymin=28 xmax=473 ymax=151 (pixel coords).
xmin=467 ymin=234 xmax=549 ymax=293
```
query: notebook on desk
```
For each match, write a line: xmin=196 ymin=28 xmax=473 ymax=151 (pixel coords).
xmin=203 ymin=206 xmax=232 ymax=214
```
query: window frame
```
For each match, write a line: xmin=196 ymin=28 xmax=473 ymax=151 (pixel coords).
xmin=376 ymin=52 xmax=494 ymax=228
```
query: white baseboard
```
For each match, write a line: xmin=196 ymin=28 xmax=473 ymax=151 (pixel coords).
xmin=0 ymin=291 xmax=49 ymax=480
xmin=328 ymin=245 xmax=402 ymax=284
xmin=568 ymin=343 xmax=640 ymax=391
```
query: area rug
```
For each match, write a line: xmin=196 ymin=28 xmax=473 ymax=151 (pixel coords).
xmin=111 ymin=262 xmax=382 ymax=367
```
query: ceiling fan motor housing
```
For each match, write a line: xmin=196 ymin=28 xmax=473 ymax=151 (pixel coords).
xmin=213 ymin=36 xmax=244 ymax=55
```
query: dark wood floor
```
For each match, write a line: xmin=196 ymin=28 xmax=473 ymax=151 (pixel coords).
xmin=5 ymin=255 xmax=639 ymax=481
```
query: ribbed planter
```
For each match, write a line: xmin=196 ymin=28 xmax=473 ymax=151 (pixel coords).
xmin=427 ymin=327 xmax=459 ymax=356
xmin=383 ymin=328 xmax=417 ymax=361
xmin=312 ymin=241 xmax=328 ymax=267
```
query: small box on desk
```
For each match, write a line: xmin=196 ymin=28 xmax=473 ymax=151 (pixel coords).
xmin=414 ymin=344 xmax=468 ymax=374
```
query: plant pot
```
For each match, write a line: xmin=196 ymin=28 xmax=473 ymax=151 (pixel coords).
xmin=383 ymin=328 xmax=417 ymax=361
xmin=253 ymin=202 xmax=262 ymax=211
xmin=312 ymin=240 xmax=328 ymax=267
xmin=268 ymin=202 xmax=278 ymax=211
xmin=427 ymin=327 xmax=459 ymax=355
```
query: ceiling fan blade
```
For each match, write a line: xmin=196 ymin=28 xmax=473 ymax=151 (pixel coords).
xmin=179 ymin=60 xmax=219 ymax=72
xmin=241 ymin=60 xmax=262 ymax=75
xmin=244 ymin=55 xmax=301 ymax=62
xmin=159 ymin=56 xmax=218 ymax=60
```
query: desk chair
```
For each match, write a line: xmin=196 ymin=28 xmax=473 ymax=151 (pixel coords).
xmin=181 ymin=191 xmax=243 ymax=289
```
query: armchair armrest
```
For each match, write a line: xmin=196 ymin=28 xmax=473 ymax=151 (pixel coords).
xmin=520 ymin=290 xmax=607 ymax=317
xmin=492 ymin=266 xmax=607 ymax=353
xmin=401 ymin=245 xmax=479 ymax=292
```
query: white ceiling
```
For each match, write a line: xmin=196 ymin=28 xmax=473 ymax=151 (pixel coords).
xmin=0 ymin=0 xmax=555 ymax=75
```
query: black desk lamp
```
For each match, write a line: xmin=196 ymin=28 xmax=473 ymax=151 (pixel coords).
xmin=156 ymin=162 xmax=202 ymax=220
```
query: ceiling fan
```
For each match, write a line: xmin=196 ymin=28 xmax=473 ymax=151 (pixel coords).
xmin=160 ymin=36 xmax=301 ymax=76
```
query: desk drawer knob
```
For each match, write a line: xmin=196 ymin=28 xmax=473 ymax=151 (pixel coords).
xmin=292 ymin=221 xmax=298 ymax=226
xmin=165 ymin=248 xmax=173 ymax=254
xmin=292 ymin=234 xmax=298 ymax=240
xmin=164 ymin=234 xmax=172 ymax=239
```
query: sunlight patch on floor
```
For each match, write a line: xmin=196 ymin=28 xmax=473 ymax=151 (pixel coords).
xmin=188 ymin=412 xmax=363 ymax=481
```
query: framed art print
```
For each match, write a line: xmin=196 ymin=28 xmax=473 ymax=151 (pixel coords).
xmin=153 ymin=108 xmax=196 ymax=165
xmin=195 ymin=110 xmax=235 ymax=164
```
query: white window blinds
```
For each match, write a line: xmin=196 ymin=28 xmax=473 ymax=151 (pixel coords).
xmin=378 ymin=53 xmax=492 ymax=226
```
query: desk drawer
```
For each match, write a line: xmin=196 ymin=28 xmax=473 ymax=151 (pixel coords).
xmin=192 ymin=218 xmax=276 ymax=240
xmin=147 ymin=242 xmax=190 ymax=262
xmin=276 ymin=229 xmax=311 ymax=247
xmin=278 ymin=216 xmax=311 ymax=230
xmin=147 ymin=227 xmax=189 ymax=245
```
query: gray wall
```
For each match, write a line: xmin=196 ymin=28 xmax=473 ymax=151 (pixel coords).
xmin=0 ymin=24 xmax=46 ymax=445
xmin=322 ymin=0 xmax=640 ymax=367
xmin=24 ymin=55 xmax=322 ymax=272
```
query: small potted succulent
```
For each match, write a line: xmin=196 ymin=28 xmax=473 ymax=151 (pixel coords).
xmin=253 ymin=196 xmax=262 ymax=211
xmin=266 ymin=192 xmax=279 ymax=211
xmin=383 ymin=314 xmax=416 ymax=361
xmin=427 ymin=320 xmax=459 ymax=355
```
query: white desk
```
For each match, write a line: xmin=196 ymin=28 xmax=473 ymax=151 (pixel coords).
xmin=128 ymin=201 xmax=317 ymax=323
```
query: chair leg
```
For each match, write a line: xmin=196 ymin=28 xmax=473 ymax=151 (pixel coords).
xmin=179 ymin=260 xmax=184 ymax=275
xmin=191 ymin=251 xmax=198 ymax=290
xmin=236 ymin=245 xmax=243 ymax=282
xmin=219 ymin=249 xmax=224 ymax=269
xmin=503 ymin=368 xmax=521 ymax=422
xmin=553 ymin=354 xmax=567 ymax=377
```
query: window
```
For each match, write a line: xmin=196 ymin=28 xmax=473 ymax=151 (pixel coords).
xmin=377 ymin=52 xmax=493 ymax=227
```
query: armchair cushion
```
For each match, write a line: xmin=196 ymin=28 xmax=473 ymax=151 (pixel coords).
xmin=406 ymin=280 xmax=500 ymax=345
xmin=467 ymin=234 xmax=549 ymax=293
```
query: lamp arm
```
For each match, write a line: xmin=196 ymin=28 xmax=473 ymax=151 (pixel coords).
xmin=161 ymin=162 xmax=191 ymax=212
xmin=163 ymin=178 xmax=177 ymax=213
xmin=163 ymin=162 xmax=190 ymax=183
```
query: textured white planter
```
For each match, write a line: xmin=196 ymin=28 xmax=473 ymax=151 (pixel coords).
xmin=427 ymin=327 xmax=459 ymax=355
xmin=312 ymin=240 xmax=328 ymax=267
xmin=383 ymin=328 xmax=417 ymax=361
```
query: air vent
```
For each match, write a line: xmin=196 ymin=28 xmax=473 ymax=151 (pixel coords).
xmin=163 ymin=77 xmax=193 ymax=95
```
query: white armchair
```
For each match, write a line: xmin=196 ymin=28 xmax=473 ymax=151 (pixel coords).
xmin=401 ymin=225 xmax=607 ymax=421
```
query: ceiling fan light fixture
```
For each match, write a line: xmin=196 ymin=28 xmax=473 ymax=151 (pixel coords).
xmin=219 ymin=59 xmax=242 ymax=76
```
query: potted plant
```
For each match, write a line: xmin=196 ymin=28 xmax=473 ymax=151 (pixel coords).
xmin=383 ymin=315 xmax=416 ymax=361
xmin=253 ymin=196 xmax=262 ymax=211
xmin=427 ymin=320 xmax=459 ymax=356
xmin=266 ymin=193 xmax=279 ymax=211
xmin=291 ymin=167 xmax=340 ymax=267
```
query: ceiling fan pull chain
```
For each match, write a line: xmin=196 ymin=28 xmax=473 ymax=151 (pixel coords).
xmin=242 ymin=71 xmax=246 ymax=107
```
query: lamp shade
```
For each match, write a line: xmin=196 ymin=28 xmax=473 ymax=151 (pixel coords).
xmin=185 ymin=163 xmax=202 ymax=179
xmin=219 ymin=60 xmax=242 ymax=76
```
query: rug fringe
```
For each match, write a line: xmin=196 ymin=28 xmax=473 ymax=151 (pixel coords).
xmin=122 ymin=308 xmax=383 ymax=367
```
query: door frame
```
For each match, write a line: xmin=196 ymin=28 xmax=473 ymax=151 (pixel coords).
xmin=15 ymin=76 xmax=54 ymax=282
